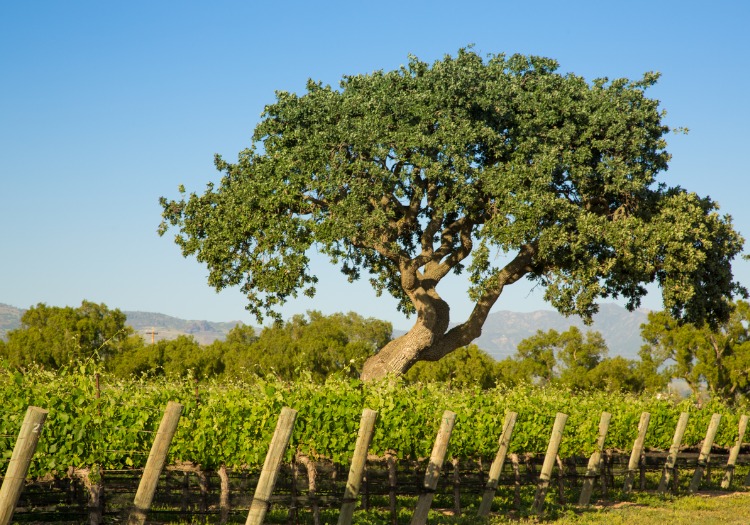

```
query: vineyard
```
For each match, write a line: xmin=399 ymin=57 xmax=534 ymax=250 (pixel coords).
xmin=2 ymin=365 xmax=750 ymax=523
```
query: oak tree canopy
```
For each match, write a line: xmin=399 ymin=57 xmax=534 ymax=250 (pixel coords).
xmin=159 ymin=49 xmax=745 ymax=381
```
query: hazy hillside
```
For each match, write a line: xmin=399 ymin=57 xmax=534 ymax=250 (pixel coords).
xmin=124 ymin=311 xmax=243 ymax=345
xmin=0 ymin=304 xmax=242 ymax=345
xmin=0 ymin=301 xmax=649 ymax=357
xmin=0 ymin=303 xmax=23 ymax=340
xmin=473 ymin=303 xmax=649 ymax=360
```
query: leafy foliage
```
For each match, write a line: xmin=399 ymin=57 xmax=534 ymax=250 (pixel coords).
xmin=105 ymin=310 xmax=390 ymax=382
xmin=2 ymin=366 xmax=747 ymax=478
xmin=404 ymin=345 xmax=502 ymax=388
xmin=218 ymin=311 xmax=392 ymax=381
xmin=108 ymin=335 xmax=224 ymax=380
xmin=640 ymin=300 xmax=750 ymax=402
xmin=0 ymin=301 xmax=141 ymax=369
xmin=159 ymin=48 xmax=745 ymax=379
xmin=497 ymin=327 xmax=665 ymax=393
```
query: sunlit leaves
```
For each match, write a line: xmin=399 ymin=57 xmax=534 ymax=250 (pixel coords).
xmin=159 ymin=48 xmax=744 ymax=361
xmin=2 ymin=367 xmax=747 ymax=478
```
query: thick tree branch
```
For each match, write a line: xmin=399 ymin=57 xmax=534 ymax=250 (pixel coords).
xmin=420 ymin=241 xmax=539 ymax=361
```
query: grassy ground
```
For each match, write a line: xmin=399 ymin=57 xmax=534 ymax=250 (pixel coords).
xmin=488 ymin=491 xmax=750 ymax=525
xmin=252 ymin=490 xmax=750 ymax=525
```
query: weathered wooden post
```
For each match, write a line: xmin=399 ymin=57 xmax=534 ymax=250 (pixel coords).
xmin=410 ymin=410 xmax=457 ymax=525
xmin=658 ymin=412 xmax=689 ymax=494
xmin=531 ymin=412 xmax=568 ymax=515
xmin=338 ymin=408 xmax=378 ymax=525
xmin=127 ymin=401 xmax=184 ymax=525
xmin=689 ymin=413 xmax=722 ymax=493
xmin=578 ymin=412 xmax=611 ymax=505
xmin=478 ymin=411 xmax=517 ymax=516
xmin=246 ymin=406 xmax=298 ymax=525
xmin=623 ymin=412 xmax=650 ymax=493
xmin=0 ymin=406 xmax=48 ymax=525
xmin=721 ymin=415 xmax=748 ymax=489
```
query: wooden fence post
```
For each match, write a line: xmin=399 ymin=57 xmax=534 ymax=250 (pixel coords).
xmin=410 ymin=410 xmax=457 ymax=525
xmin=0 ymin=406 xmax=49 ymax=525
xmin=337 ymin=408 xmax=378 ymax=525
xmin=246 ymin=406 xmax=298 ymax=525
xmin=623 ymin=412 xmax=650 ymax=493
xmin=721 ymin=414 xmax=748 ymax=489
xmin=689 ymin=413 xmax=722 ymax=493
xmin=658 ymin=412 xmax=689 ymax=494
xmin=478 ymin=411 xmax=517 ymax=516
xmin=578 ymin=411 xmax=611 ymax=505
xmin=531 ymin=412 xmax=568 ymax=515
xmin=127 ymin=401 xmax=183 ymax=525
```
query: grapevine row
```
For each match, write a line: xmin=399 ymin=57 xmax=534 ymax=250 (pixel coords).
xmin=1 ymin=366 xmax=748 ymax=479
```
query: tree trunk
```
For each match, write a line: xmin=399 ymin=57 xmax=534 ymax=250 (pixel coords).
xmin=360 ymin=292 xmax=450 ymax=380
xmin=360 ymin=287 xmax=487 ymax=381
xmin=360 ymin=242 xmax=536 ymax=382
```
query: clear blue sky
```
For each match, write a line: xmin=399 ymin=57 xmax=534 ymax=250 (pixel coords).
xmin=1 ymin=1 xmax=748 ymax=330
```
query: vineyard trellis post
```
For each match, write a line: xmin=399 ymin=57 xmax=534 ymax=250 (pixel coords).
xmin=623 ymin=412 xmax=650 ymax=493
xmin=478 ymin=411 xmax=517 ymax=516
xmin=658 ymin=412 xmax=689 ymax=494
xmin=246 ymin=406 xmax=298 ymax=525
xmin=689 ymin=413 xmax=722 ymax=493
xmin=721 ymin=414 xmax=748 ymax=489
xmin=0 ymin=406 xmax=48 ymax=525
xmin=410 ymin=410 xmax=457 ymax=525
xmin=578 ymin=411 xmax=611 ymax=505
xmin=127 ymin=400 xmax=184 ymax=525
xmin=338 ymin=408 xmax=378 ymax=525
xmin=531 ymin=412 xmax=568 ymax=515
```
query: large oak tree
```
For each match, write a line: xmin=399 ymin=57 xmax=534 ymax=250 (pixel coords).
xmin=159 ymin=50 xmax=745 ymax=381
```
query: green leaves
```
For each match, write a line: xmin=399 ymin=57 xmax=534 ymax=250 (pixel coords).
xmin=640 ymin=300 xmax=750 ymax=402
xmin=1 ymin=301 xmax=136 ymax=369
xmin=159 ymin=48 xmax=743 ymax=381
xmin=2 ymin=368 xmax=749 ymax=478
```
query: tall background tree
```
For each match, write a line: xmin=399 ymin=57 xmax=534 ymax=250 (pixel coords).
xmin=0 ymin=301 xmax=141 ymax=369
xmin=160 ymin=49 xmax=745 ymax=381
xmin=639 ymin=300 xmax=750 ymax=402
xmin=496 ymin=327 xmax=662 ymax=393
xmin=220 ymin=311 xmax=391 ymax=381
xmin=404 ymin=344 xmax=502 ymax=389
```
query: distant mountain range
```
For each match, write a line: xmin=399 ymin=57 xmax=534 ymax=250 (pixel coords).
xmin=122 ymin=311 xmax=244 ymax=345
xmin=0 ymin=302 xmax=649 ymax=358
xmin=473 ymin=303 xmax=649 ymax=360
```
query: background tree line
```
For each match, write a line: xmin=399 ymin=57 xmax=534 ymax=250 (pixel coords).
xmin=1 ymin=300 xmax=749 ymax=403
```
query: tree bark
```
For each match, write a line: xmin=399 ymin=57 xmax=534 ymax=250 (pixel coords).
xmin=360 ymin=289 xmax=450 ymax=380
xmin=360 ymin=243 xmax=536 ymax=381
